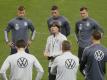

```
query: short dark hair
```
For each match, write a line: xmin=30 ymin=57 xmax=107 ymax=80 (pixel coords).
xmin=16 ymin=40 xmax=27 ymax=48
xmin=51 ymin=21 xmax=61 ymax=31
xmin=80 ymin=6 xmax=88 ymax=11
xmin=92 ymin=31 xmax=102 ymax=40
xmin=18 ymin=5 xmax=25 ymax=11
xmin=62 ymin=40 xmax=71 ymax=51
xmin=51 ymin=5 xmax=58 ymax=10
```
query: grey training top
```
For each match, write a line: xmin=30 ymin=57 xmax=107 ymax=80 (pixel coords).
xmin=47 ymin=16 xmax=71 ymax=37
xmin=4 ymin=17 xmax=36 ymax=44
xmin=75 ymin=17 xmax=103 ymax=48
xmin=80 ymin=44 xmax=107 ymax=80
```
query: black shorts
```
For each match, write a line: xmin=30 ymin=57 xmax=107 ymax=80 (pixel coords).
xmin=78 ymin=47 xmax=85 ymax=63
xmin=48 ymin=67 xmax=56 ymax=80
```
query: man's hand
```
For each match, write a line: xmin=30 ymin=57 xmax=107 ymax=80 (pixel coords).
xmin=27 ymin=40 xmax=32 ymax=47
xmin=6 ymin=42 xmax=14 ymax=47
xmin=44 ymin=52 xmax=49 ymax=57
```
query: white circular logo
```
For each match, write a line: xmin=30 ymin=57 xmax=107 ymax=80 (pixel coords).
xmin=24 ymin=22 xmax=28 ymax=26
xmin=79 ymin=24 xmax=82 ymax=30
xmin=65 ymin=59 xmax=76 ymax=69
xmin=86 ymin=22 xmax=90 ymax=27
xmin=94 ymin=50 xmax=104 ymax=61
xmin=15 ymin=24 xmax=20 ymax=30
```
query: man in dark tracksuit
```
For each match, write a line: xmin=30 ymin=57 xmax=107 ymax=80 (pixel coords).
xmin=75 ymin=7 xmax=103 ymax=63
xmin=47 ymin=5 xmax=71 ymax=37
xmin=4 ymin=6 xmax=36 ymax=54
xmin=80 ymin=31 xmax=107 ymax=80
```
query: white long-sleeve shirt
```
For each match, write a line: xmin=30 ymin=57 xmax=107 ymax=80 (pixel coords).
xmin=51 ymin=51 xmax=79 ymax=80
xmin=0 ymin=52 xmax=44 ymax=80
xmin=45 ymin=33 xmax=67 ymax=57
xmin=44 ymin=33 xmax=67 ymax=67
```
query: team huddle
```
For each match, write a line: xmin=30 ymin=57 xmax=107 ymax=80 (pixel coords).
xmin=0 ymin=5 xmax=107 ymax=80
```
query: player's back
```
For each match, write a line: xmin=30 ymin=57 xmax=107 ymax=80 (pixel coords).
xmin=8 ymin=52 xmax=37 ymax=80
xmin=56 ymin=51 xmax=79 ymax=80
xmin=85 ymin=44 xmax=107 ymax=80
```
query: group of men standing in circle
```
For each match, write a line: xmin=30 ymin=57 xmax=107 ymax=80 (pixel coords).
xmin=0 ymin=5 xmax=107 ymax=80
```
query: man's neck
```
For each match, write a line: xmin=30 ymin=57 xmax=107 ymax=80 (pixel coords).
xmin=62 ymin=50 xmax=70 ymax=53
xmin=53 ymin=15 xmax=60 ymax=19
xmin=53 ymin=32 xmax=59 ymax=37
xmin=82 ymin=16 xmax=89 ymax=20
xmin=17 ymin=16 xmax=24 ymax=20
xmin=17 ymin=48 xmax=25 ymax=53
xmin=93 ymin=40 xmax=100 ymax=45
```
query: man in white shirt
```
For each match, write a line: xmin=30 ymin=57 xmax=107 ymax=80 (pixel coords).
xmin=44 ymin=22 xmax=67 ymax=80
xmin=0 ymin=40 xmax=44 ymax=80
xmin=51 ymin=40 xmax=79 ymax=80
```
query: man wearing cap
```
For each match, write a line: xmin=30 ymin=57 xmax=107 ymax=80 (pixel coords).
xmin=4 ymin=5 xmax=36 ymax=54
xmin=44 ymin=22 xmax=67 ymax=80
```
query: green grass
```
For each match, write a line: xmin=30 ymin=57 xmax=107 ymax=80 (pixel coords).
xmin=0 ymin=0 xmax=107 ymax=80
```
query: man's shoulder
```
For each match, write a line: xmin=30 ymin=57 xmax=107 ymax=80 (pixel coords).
xmin=67 ymin=52 xmax=79 ymax=61
xmin=25 ymin=18 xmax=31 ymax=21
xmin=8 ymin=17 xmax=17 ymax=23
xmin=88 ymin=17 xmax=98 ymax=23
xmin=54 ymin=54 xmax=63 ymax=62
xmin=88 ymin=17 xmax=95 ymax=21
xmin=72 ymin=54 xmax=79 ymax=60
xmin=23 ymin=18 xmax=32 ymax=23
xmin=84 ymin=45 xmax=92 ymax=51
xmin=47 ymin=33 xmax=67 ymax=40
xmin=47 ymin=35 xmax=53 ymax=39
xmin=24 ymin=53 xmax=36 ymax=58
xmin=96 ymin=44 xmax=107 ymax=51
xmin=57 ymin=52 xmax=79 ymax=62
xmin=60 ymin=16 xmax=69 ymax=21
xmin=47 ymin=16 xmax=53 ymax=21
xmin=83 ymin=44 xmax=95 ymax=55
xmin=22 ymin=53 xmax=37 ymax=61
xmin=60 ymin=16 xmax=65 ymax=19
xmin=12 ymin=53 xmax=35 ymax=58
xmin=59 ymin=33 xmax=67 ymax=39
xmin=75 ymin=19 xmax=82 ymax=24
xmin=8 ymin=17 xmax=30 ymax=23
xmin=46 ymin=35 xmax=53 ymax=42
xmin=6 ymin=54 xmax=17 ymax=61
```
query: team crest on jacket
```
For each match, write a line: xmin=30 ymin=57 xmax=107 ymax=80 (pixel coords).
xmin=94 ymin=50 xmax=104 ymax=61
xmin=24 ymin=22 xmax=28 ymax=26
xmin=86 ymin=22 xmax=90 ymax=27
xmin=17 ymin=57 xmax=28 ymax=68
xmin=79 ymin=24 xmax=82 ymax=30
xmin=15 ymin=24 xmax=20 ymax=30
xmin=65 ymin=59 xmax=76 ymax=69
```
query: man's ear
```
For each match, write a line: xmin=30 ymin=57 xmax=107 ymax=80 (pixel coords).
xmin=91 ymin=36 xmax=94 ymax=42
